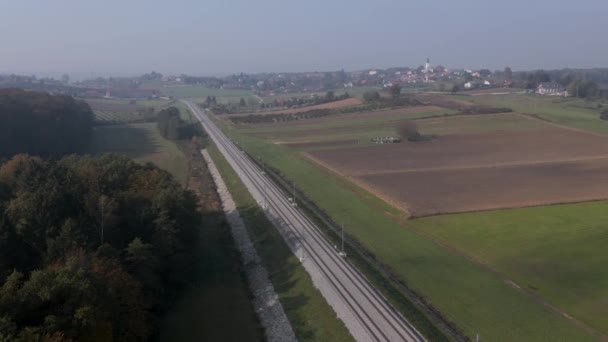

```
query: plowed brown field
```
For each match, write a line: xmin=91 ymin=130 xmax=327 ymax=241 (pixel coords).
xmin=307 ymin=121 xmax=608 ymax=216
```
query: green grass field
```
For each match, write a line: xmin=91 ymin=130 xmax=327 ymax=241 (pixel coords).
xmin=451 ymin=93 xmax=608 ymax=135
xmin=239 ymin=108 xmax=456 ymax=134
xmin=253 ymin=112 xmax=539 ymax=149
xmin=209 ymin=106 xmax=600 ymax=340
xmin=91 ymin=122 xmax=189 ymax=185
xmin=414 ymin=202 xmax=608 ymax=334
xmin=207 ymin=143 xmax=354 ymax=342
xmin=238 ymin=108 xmax=456 ymax=150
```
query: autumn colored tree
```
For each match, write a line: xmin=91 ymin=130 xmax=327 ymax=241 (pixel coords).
xmin=0 ymin=154 xmax=202 ymax=340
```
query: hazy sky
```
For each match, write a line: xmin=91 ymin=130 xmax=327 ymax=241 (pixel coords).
xmin=1 ymin=0 xmax=606 ymax=76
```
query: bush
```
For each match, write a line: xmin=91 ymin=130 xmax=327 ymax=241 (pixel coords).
xmin=396 ymin=120 xmax=422 ymax=142
xmin=363 ymin=91 xmax=381 ymax=103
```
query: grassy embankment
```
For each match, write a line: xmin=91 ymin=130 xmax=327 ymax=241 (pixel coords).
xmin=92 ymin=111 xmax=263 ymax=341
xmin=210 ymin=107 xmax=598 ymax=341
xmin=159 ymin=140 xmax=263 ymax=342
xmin=206 ymin=143 xmax=354 ymax=342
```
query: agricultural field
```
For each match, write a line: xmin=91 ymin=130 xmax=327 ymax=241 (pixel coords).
xmin=210 ymin=95 xmax=608 ymax=340
xmin=91 ymin=122 xmax=189 ymax=185
xmin=307 ymin=114 xmax=608 ymax=216
xmin=258 ymin=86 xmax=382 ymax=104
xmin=221 ymin=97 xmax=363 ymax=118
xmin=84 ymin=97 xmax=173 ymax=124
xmin=240 ymin=106 xmax=454 ymax=148
xmin=451 ymin=92 xmax=608 ymax=134
xmin=413 ymin=201 xmax=608 ymax=336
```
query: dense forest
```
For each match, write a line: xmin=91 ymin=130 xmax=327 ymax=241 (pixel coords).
xmin=0 ymin=154 xmax=202 ymax=340
xmin=0 ymin=89 xmax=94 ymax=158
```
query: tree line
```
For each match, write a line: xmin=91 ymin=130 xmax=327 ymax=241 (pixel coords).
xmin=514 ymin=69 xmax=607 ymax=99
xmin=0 ymin=154 xmax=202 ymax=340
xmin=157 ymin=106 xmax=202 ymax=140
xmin=0 ymin=89 xmax=94 ymax=158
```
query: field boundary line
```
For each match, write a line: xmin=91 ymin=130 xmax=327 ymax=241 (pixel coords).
xmin=344 ymin=154 xmax=608 ymax=177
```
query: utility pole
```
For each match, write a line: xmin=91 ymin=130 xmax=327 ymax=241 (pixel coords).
xmin=292 ymin=181 xmax=297 ymax=207
xmin=339 ymin=225 xmax=347 ymax=257
xmin=341 ymin=227 xmax=345 ymax=256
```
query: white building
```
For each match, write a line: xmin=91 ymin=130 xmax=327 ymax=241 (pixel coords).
xmin=536 ymin=82 xmax=567 ymax=96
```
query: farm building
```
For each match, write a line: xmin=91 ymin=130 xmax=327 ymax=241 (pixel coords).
xmin=536 ymin=82 xmax=567 ymax=96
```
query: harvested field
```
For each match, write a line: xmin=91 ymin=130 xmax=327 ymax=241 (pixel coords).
xmin=308 ymin=127 xmax=608 ymax=174
xmin=306 ymin=117 xmax=608 ymax=216
xmin=361 ymin=157 xmax=608 ymax=216
xmin=220 ymin=97 xmax=362 ymax=117
xmin=417 ymin=113 xmax=545 ymax=135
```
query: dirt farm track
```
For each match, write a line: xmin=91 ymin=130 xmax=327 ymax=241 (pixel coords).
xmin=307 ymin=118 xmax=608 ymax=216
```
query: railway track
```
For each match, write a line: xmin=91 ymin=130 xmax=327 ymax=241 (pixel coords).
xmin=184 ymin=100 xmax=426 ymax=342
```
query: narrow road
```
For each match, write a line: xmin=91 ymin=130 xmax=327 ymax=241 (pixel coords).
xmin=183 ymin=100 xmax=426 ymax=342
